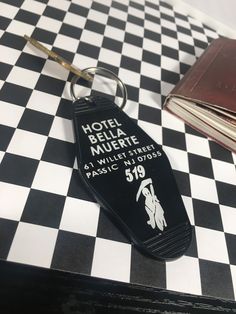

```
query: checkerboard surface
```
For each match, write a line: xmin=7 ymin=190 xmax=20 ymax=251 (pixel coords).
xmin=0 ymin=0 xmax=236 ymax=301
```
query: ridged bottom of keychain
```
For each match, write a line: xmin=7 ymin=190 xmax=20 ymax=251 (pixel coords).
xmin=73 ymin=95 xmax=192 ymax=260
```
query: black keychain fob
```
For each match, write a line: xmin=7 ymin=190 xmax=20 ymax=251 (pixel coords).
xmin=71 ymin=69 xmax=192 ymax=260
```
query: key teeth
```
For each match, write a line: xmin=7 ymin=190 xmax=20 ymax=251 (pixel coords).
xmin=143 ymin=222 xmax=192 ymax=260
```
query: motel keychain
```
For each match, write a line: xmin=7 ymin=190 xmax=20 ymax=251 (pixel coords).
xmin=25 ymin=36 xmax=192 ymax=260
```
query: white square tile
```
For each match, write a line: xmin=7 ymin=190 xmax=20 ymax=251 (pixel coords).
xmin=0 ymin=2 xmax=18 ymax=19
xmin=92 ymin=75 xmax=117 ymax=97
xmin=7 ymin=20 xmax=34 ymax=37
xmin=63 ymin=11 xmax=86 ymax=28
xmin=166 ymin=256 xmax=201 ymax=295
xmin=99 ymin=48 xmax=121 ymax=67
xmin=190 ymin=174 xmax=218 ymax=204
xmin=49 ymin=117 xmax=75 ymax=143
xmin=179 ymin=51 xmax=196 ymax=66
xmin=122 ymin=43 xmax=143 ymax=61
xmin=54 ymin=34 xmax=79 ymax=53
xmin=0 ymin=182 xmax=30 ymax=221
xmin=161 ymin=81 xmax=175 ymax=97
xmin=139 ymin=88 xmax=162 ymax=109
xmin=118 ymin=68 xmax=140 ymax=88
xmin=125 ymin=22 xmax=144 ymax=37
xmin=73 ymin=53 xmax=98 ymax=70
xmin=186 ymin=134 xmax=211 ymax=158
xmin=80 ymin=29 xmax=104 ymax=47
xmin=220 ymin=205 xmax=236 ymax=235
xmin=138 ymin=120 xmax=162 ymax=145
xmin=161 ymin=55 xmax=180 ymax=73
xmin=48 ymin=0 xmax=70 ymax=11
xmin=104 ymin=25 xmax=125 ymax=42
xmin=0 ymin=101 xmax=24 ymax=128
xmin=162 ymin=109 xmax=185 ymax=132
xmin=91 ymin=238 xmax=131 ymax=282
xmin=0 ymin=151 xmax=4 ymax=164
xmin=163 ymin=146 xmax=189 ymax=173
xmin=7 ymin=129 xmax=47 ymax=160
xmin=212 ymin=159 xmax=236 ymax=185
xmin=182 ymin=196 xmax=195 ymax=225
xmin=6 ymin=66 xmax=39 ymax=89
xmin=41 ymin=59 xmax=69 ymax=81
xmin=141 ymin=61 xmax=161 ymax=81
xmin=143 ymin=38 xmax=161 ymax=54
xmin=0 ymin=45 xmax=21 ymax=65
xmin=27 ymin=90 xmax=60 ymax=115
xmin=123 ymin=100 xmax=139 ymax=120
xmin=87 ymin=9 xmax=108 ymax=24
xmin=8 ymin=222 xmax=58 ymax=268
xmin=21 ymin=0 xmax=45 ymax=14
xmin=109 ymin=7 xmax=128 ymax=21
xmin=195 ymin=226 xmax=229 ymax=264
xmin=60 ymin=197 xmax=100 ymax=237
xmin=32 ymin=161 xmax=72 ymax=195
xmin=37 ymin=16 xmax=62 ymax=33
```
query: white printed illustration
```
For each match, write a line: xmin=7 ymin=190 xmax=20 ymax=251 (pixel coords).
xmin=136 ymin=178 xmax=167 ymax=231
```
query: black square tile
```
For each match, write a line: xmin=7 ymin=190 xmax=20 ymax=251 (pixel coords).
xmin=190 ymin=24 xmax=205 ymax=34
xmin=145 ymin=13 xmax=160 ymax=24
xmin=199 ymin=259 xmax=234 ymax=299
xmin=193 ymin=39 xmax=208 ymax=49
xmin=52 ymin=47 xmax=75 ymax=63
xmin=185 ymin=124 xmax=206 ymax=137
xmin=51 ymin=230 xmax=95 ymax=274
xmin=144 ymin=29 xmax=161 ymax=42
xmin=2 ymin=0 xmax=23 ymax=6
xmin=56 ymin=98 xmax=73 ymax=119
xmin=0 ymin=62 xmax=12 ymax=80
xmin=121 ymin=55 xmax=141 ymax=73
xmin=67 ymin=169 xmax=95 ymax=202
xmin=160 ymin=12 xmax=175 ymax=23
xmin=42 ymin=138 xmax=75 ymax=168
xmin=180 ymin=62 xmax=191 ymax=75
xmin=15 ymin=9 xmax=40 ymax=25
xmin=179 ymin=41 xmax=195 ymax=55
xmin=91 ymin=1 xmax=110 ymax=14
xmin=96 ymin=210 xmax=130 ymax=244
xmin=216 ymin=181 xmax=236 ymax=208
xmin=161 ymin=26 xmax=177 ymax=39
xmin=0 ymin=82 xmax=32 ymax=107
xmin=111 ymin=1 xmax=128 ymax=12
xmin=21 ymin=189 xmax=65 ymax=228
xmin=0 ymin=32 xmax=26 ymax=50
xmin=177 ymin=25 xmax=191 ymax=36
xmin=163 ymin=128 xmax=186 ymax=151
xmin=161 ymin=69 xmax=180 ymax=85
xmin=174 ymin=12 xmax=188 ymax=22
xmin=60 ymin=23 xmax=82 ymax=40
xmin=69 ymin=3 xmax=89 ymax=17
xmin=124 ymin=84 xmax=139 ymax=102
xmin=77 ymin=42 xmax=100 ymax=59
xmin=0 ymin=125 xmax=15 ymax=151
xmin=140 ymin=75 xmax=160 ymax=93
xmin=130 ymin=1 xmax=144 ymax=11
xmin=128 ymin=14 xmax=144 ymax=27
xmin=225 ymin=233 xmax=236 ymax=265
xmin=124 ymin=33 xmax=143 ymax=47
xmin=0 ymin=16 xmax=11 ymax=31
xmin=43 ymin=5 xmax=66 ymax=21
xmin=185 ymin=226 xmax=198 ymax=258
xmin=172 ymin=170 xmax=191 ymax=197
xmin=35 ymin=74 xmax=66 ymax=96
xmin=138 ymin=104 xmax=161 ymax=125
xmin=85 ymin=19 xmax=106 ymax=35
xmin=192 ymin=199 xmax=223 ymax=231
xmin=209 ymin=141 xmax=234 ymax=163
xmin=107 ymin=16 xmax=126 ymax=30
xmin=0 ymin=153 xmax=38 ymax=187
xmin=0 ymin=218 xmax=18 ymax=259
xmin=130 ymin=246 xmax=166 ymax=288
xmin=188 ymin=153 xmax=214 ymax=178
xmin=18 ymin=108 xmax=53 ymax=136
xmin=16 ymin=52 xmax=45 ymax=72
xmin=96 ymin=62 xmax=119 ymax=77
xmin=146 ymin=0 xmax=159 ymax=10
xmin=162 ymin=45 xmax=179 ymax=60
xmin=31 ymin=28 xmax=57 ymax=45
xmin=142 ymin=50 xmax=160 ymax=66
xmin=102 ymin=37 xmax=123 ymax=53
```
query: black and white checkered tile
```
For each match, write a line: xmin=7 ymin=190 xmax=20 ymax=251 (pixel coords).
xmin=0 ymin=0 xmax=236 ymax=301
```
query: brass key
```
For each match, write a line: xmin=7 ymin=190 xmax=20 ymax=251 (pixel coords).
xmin=24 ymin=34 xmax=93 ymax=82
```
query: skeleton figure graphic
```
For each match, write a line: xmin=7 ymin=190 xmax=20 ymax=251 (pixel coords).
xmin=136 ymin=178 xmax=167 ymax=231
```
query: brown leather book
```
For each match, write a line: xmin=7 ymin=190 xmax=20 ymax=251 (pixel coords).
xmin=164 ymin=37 xmax=236 ymax=153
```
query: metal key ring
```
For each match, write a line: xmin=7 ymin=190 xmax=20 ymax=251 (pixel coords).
xmin=70 ymin=67 xmax=128 ymax=109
